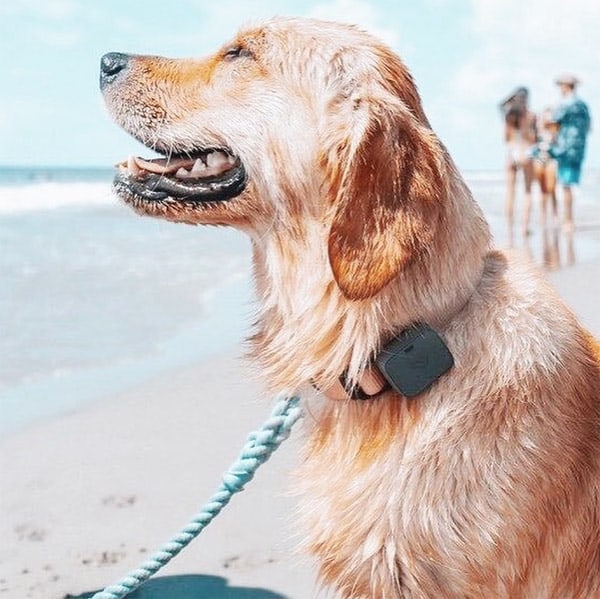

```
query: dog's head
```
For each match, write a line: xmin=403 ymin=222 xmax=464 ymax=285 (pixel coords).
xmin=101 ymin=17 xmax=452 ymax=300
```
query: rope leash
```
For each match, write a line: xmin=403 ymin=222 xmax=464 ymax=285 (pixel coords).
xmin=91 ymin=394 xmax=302 ymax=599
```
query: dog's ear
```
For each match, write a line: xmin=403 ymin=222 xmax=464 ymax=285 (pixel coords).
xmin=327 ymin=92 xmax=446 ymax=300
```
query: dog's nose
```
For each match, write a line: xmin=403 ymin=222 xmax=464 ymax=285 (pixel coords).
xmin=100 ymin=52 xmax=130 ymax=88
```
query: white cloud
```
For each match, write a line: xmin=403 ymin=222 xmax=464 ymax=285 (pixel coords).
xmin=173 ymin=1 xmax=300 ymax=53
xmin=0 ymin=0 xmax=91 ymax=48
xmin=442 ymin=0 xmax=600 ymax=169
xmin=0 ymin=0 xmax=79 ymax=19
xmin=455 ymin=0 xmax=600 ymax=108
xmin=307 ymin=0 xmax=399 ymax=47
xmin=174 ymin=1 xmax=399 ymax=58
xmin=34 ymin=26 xmax=81 ymax=47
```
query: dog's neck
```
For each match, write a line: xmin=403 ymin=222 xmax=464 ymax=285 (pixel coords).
xmin=248 ymin=176 xmax=490 ymax=396
xmin=319 ymin=276 xmax=484 ymax=402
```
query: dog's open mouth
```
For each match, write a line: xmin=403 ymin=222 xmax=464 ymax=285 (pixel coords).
xmin=113 ymin=148 xmax=247 ymax=204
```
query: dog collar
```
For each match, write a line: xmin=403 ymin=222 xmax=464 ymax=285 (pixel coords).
xmin=320 ymin=323 xmax=454 ymax=401
xmin=319 ymin=263 xmax=485 ymax=402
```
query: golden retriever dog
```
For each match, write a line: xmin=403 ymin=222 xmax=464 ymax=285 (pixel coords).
xmin=100 ymin=17 xmax=600 ymax=598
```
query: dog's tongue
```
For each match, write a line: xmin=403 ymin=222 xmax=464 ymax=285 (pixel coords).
xmin=122 ymin=156 xmax=191 ymax=175
xmin=117 ymin=151 xmax=235 ymax=180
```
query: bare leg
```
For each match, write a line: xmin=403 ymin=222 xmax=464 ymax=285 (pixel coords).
xmin=547 ymin=163 xmax=558 ymax=225
xmin=540 ymin=163 xmax=557 ymax=228
xmin=505 ymin=165 xmax=517 ymax=245
xmin=522 ymin=161 xmax=533 ymax=237
xmin=563 ymin=185 xmax=574 ymax=232
xmin=534 ymin=162 xmax=548 ymax=228
xmin=540 ymin=193 xmax=549 ymax=228
xmin=522 ymin=193 xmax=532 ymax=237
xmin=548 ymin=190 xmax=558 ymax=226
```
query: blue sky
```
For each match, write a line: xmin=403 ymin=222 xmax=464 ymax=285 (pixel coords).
xmin=1 ymin=0 xmax=598 ymax=171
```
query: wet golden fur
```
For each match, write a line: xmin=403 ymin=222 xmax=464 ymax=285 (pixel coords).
xmin=103 ymin=17 xmax=600 ymax=597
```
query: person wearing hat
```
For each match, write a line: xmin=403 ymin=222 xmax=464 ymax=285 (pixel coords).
xmin=550 ymin=74 xmax=591 ymax=232
xmin=499 ymin=86 xmax=537 ymax=240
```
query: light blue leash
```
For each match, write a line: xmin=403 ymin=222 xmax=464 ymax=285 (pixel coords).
xmin=91 ymin=393 xmax=302 ymax=599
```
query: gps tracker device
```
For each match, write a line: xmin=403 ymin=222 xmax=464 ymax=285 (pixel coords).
xmin=375 ymin=323 xmax=454 ymax=398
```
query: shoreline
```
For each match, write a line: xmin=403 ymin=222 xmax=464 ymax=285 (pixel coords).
xmin=0 ymin=274 xmax=255 ymax=441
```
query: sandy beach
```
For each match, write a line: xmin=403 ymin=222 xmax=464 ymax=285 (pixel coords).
xmin=2 ymin=225 xmax=600 ymax=598
xmin=0 ymin=351 xmax=317 ymax=599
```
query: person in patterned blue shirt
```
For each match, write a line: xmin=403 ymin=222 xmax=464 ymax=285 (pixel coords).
xmin=550 ymin=74 xmax=591 ymax=232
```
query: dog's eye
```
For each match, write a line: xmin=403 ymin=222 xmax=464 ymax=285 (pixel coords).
xmin=223 ymin=45 xmax=253 ymax=61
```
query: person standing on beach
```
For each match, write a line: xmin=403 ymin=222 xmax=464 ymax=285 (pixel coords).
xmin=532 ymin=107 xmax=559 ymax=228
xmin=499 ymin=86 xmax=537 ymax=242
xmin=550 ymin=74 xmax=591 ymax=232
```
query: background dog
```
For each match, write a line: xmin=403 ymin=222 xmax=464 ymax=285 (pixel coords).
xmin=101 ymin=17 xmax=600 ymax=598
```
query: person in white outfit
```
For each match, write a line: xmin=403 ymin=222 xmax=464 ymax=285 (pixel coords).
xmin=499 ymin=86 xmax=537 ymax=242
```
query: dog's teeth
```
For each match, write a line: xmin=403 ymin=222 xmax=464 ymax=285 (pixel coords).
xmin=120 ymin=152 xmax=235 ymax=181
xmin=191 ymin=158 xmax=207 ymax=174
xmin=206 ymin=151 xmax=229 ymax=168
xmin=128 ymin=155 xmax=141 ymax=176
xmin=175 ymin=167 xmax=191 ymax=179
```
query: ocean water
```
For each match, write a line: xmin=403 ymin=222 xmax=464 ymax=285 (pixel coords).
xmin=0 ymin=168 xmax=254 ymax=436
xmin=1 ymin=167 xmax=599 ymax=437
